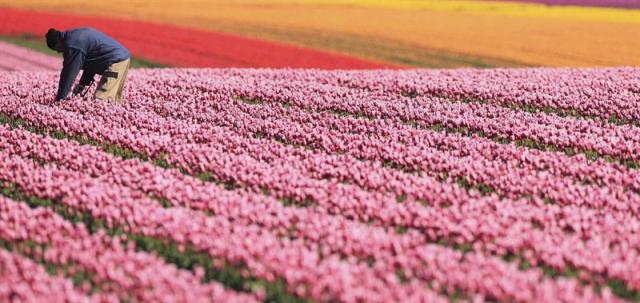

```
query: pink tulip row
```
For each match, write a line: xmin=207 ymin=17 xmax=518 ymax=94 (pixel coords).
xmin=0 ymin=124 xmax=625 ymax=302
xmin=1 ymin=88 xmax=639 ymax=299
xmin=0 ymin=195 xmax=258 ymax=303
xmin=0 ymin=248 xmax=99 ymax=303
xmin=136 ymin=81 xmax=637 ymax=183
xmin=0 ymin=150 xmax=447 ymax=303
xmin=221 ymin=77 xmax=640 ymax=162
xmin=148 ymin=69 xmax=640 ymax=196
xmin=97 ymin=85 xmax=640 ymax=219
xmin=115 ymin=69 xmax=640 ymax=196
xmin=210 ymin=67 xmax=640 ymax=124
xmin=0 ymin=41 xmax=61 ymax=71
xmin=208 ymin=96 xmax=640 ymax=212
xmin=217 ymin=72 xmax=638 ymax=161
xmin=244 ymin=67 xmax=640 ymax=124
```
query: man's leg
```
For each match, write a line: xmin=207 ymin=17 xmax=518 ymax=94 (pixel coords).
xmin=94 ymin=58 xmax=131 ymax=102
xmin=115 ymin=59 xmax=130 ymax=100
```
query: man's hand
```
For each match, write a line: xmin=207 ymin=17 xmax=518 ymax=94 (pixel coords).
xmin=72 ymin=83 xmax=87 ymax=96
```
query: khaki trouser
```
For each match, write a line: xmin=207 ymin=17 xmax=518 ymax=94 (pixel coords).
xmin=95 ymin=58 xmax=130 ymax=102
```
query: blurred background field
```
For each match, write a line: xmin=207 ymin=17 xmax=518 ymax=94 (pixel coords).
xmin=0 ymin=0 xmax=639 ymax=68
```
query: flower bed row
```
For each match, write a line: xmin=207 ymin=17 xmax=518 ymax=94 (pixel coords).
xmin=0 ymin=41 xmax=61 ymax=71
xmin=0 ymin=8 xmax=391 ymax=69
xmin=0 ymin=195 xmax=257 ymax=303
xmin=122 ymin=69 xmax=640 ymax=193
xmin=0 ymin=247 xmax=100 ymax=303
xmin=301 ymin=68 xmax=640 ymax=124
xmin=200 ymin=71 xmax=640 ymax=163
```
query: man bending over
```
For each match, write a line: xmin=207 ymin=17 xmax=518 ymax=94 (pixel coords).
xmin=46 ymin=27 xmax=130 ymax=102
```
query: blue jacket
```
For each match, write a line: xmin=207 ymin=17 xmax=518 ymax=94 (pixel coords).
xmin=56 ymin=27 xmax=130 ymax=100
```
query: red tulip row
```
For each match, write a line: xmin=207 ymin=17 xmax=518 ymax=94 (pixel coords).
xmin=0 ymin=8 xmax=391 ymax=69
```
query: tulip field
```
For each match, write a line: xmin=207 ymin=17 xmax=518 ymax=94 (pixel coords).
xmin=1 ymin=1 xmax=639 ymax=302
xmin=3 ymin=1 xmax=640 ymax=67
xmin=0 ymin=63 xmax=638 ymax=302
xmin=0 ymin=40 xmax=60 ymax=71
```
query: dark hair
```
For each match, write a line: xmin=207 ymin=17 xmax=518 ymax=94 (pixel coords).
xmin=45 ymin=28 xmax=61 ymax=49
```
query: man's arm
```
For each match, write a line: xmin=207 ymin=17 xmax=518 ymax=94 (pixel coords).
xmin=55 ymin=48 xmax=85 ymax=101
xmin=79 ymin=70 xmax=95 ymax=87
